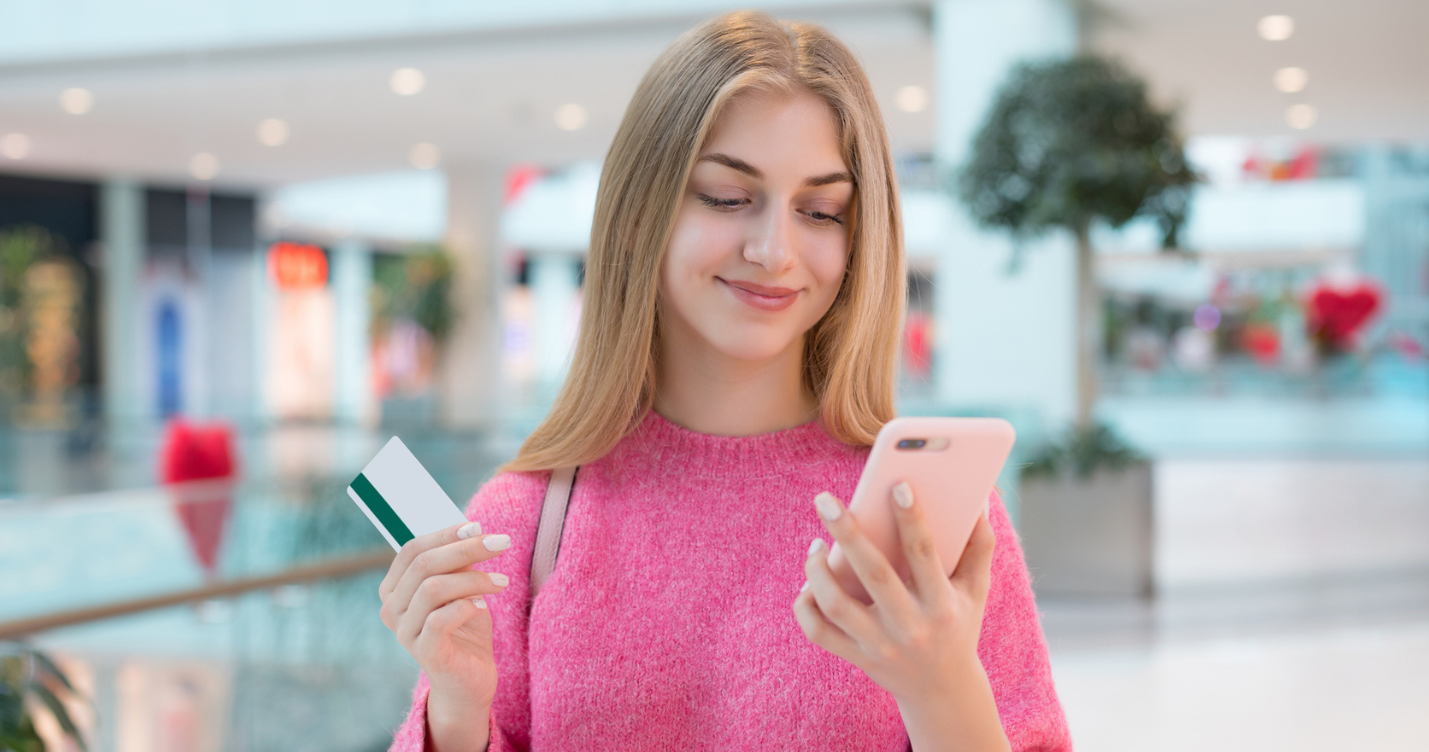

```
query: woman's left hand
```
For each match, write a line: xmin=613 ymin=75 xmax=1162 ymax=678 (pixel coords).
xmin=792 ymin=482 xmax=1009 ymax=751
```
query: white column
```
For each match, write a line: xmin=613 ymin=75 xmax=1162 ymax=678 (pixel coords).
xmin=529 ymin=251 xmax=580 ymax=387
xmin=331 ymin=239 xmax=374 ymax=425
xmin=100 ymin=178 xmax=145 ymax=424
xmin=932 ymin=0 xmax=1079 ymax=432
xmin=439 ymin=162 xmax=505 ymax=428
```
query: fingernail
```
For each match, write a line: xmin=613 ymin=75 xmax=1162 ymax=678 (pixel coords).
xmin=457 ymin=521 xmax=482 ymax=540
xmin=489 ymin=572 xmax=509 ymax=587
xmin=471 ymin=596 xmax=487 ymax=609
xmin=808 ymin=538 xmax=827 ymax=557
xmin=893 ymin=482 xmax=913 ymax=509
xmin=799 ymin=581 xmax=809 ymax=592
xmin=483 ymin=534 xmax=511 ymax=551
xmin=814 ymin=492 xmax=842 ymax=521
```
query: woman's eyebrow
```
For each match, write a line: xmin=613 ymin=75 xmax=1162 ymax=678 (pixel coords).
xmin=697 ymin=152 xmax=852 ymax=188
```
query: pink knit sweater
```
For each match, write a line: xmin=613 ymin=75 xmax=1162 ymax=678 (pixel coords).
xmin=389 ymin=411 xmax=1070 ymax=751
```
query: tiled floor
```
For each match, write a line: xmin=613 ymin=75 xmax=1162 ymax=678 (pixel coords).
xmin=1044 ymin=579 xmax=1429 ymax=752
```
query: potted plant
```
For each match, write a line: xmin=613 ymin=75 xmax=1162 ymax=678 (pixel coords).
xmin=1 ymin=643 xmax=89 ymax=751
xmin=958 ymin=56 xmax=1196 ymax=597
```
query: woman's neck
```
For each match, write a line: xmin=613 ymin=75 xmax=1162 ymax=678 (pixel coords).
xmin=653 ymin=321 xmax=817 ymax=438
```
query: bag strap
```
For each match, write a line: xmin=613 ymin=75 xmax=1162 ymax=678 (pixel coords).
xmin=531 ymin=466 xmax=577 ymax=597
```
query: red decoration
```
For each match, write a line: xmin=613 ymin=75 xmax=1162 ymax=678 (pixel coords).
xmin=268 ymin=242 xmax=328 ymax=289
xmin=160 ymin=419 xmax=239 ymax=577
xmin=1240 ymin=323 xmax=1281 ymax=366
xmin=903 ymin=311 xmax=933 ymax=378
xmin=1305 ymin=280 xmax=1382 ymax=353
xmin=504 ymin=164 xmax=544 ymax=206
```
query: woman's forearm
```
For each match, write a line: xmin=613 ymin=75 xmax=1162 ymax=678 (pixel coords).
xmin=896 ymin=659 xmax=1011 ymax=752
xmin=426 ymin=684 xmax=492 ymax=752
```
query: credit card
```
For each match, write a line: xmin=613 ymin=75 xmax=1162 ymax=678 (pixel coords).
xmin=347 ymin=436 xmax=468 ymax=551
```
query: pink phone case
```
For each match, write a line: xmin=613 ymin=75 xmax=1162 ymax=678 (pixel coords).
xmin=827 ymin=417 xmax=1016 ymax=605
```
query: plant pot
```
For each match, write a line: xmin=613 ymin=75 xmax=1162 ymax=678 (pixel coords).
xmin=1019 ymin=461 xmax=1154 ymax=598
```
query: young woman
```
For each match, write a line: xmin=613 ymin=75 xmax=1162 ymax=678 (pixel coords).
xmin=381 ymin=12 xmax=1069 ymax=752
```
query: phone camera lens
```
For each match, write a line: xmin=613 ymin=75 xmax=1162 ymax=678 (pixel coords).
xmin=896 ymin=439 xmax=927 ymax=450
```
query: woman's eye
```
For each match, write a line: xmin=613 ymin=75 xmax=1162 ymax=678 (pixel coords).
xmin=804 ymin=209 xmax=844 ymax=226
xmin=697 ymin=194 xmax=746 ymax=210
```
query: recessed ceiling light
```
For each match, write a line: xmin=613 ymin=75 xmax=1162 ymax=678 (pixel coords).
xmin=1274 ymin=67 xmax=1308 ymax=93
xmin=1 ymin=133 xmax=31 ymax=160
xmin=895 ymin=85 xmax=929 ymax=113
xmin=390 ymin=68 xmax=426 ymax=96
xmin=189 ymin=152 xmax=220 ymax=181
xmin=257 ymin=118 xmax=290 ymax=146
xmin=1286 ymin=104 xmax=1316 ymax=130
xmin=554 ymin=103 xmax=588 ymax=131
xmin=60 ymin=88 xmax=93 ymax=115
xmin=1258 ymin=15 xmax=1294 ymax=41
xmin=410 ymin=142 xmax=440 ymax=170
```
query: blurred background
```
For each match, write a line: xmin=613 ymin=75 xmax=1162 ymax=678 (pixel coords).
xmin=0 ymin=0 xmax=1425 ymax=750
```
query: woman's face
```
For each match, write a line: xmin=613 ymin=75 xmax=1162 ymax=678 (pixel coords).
xmin=659 ymin=88 xmax=853 ymax=365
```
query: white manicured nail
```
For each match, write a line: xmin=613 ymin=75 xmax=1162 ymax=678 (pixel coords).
xmin=808 ymin=538 xmax=827 ymax=557
xmin=483 ymin=534 xmax=511 ymax=551
xmin=893 ymin=482 xmax=913 ymax=509
xmin=814 ymin=493 xmax=842 ymax=521
xmin=471 ymin=596 xmax=487 ymax=609
xmin=457 ymin=521 xmax=482 ymax=540
xmin=489 ymin=572 xmax=509 ymax=587
xmin=799 ymin=581 xmax=809 ymax=592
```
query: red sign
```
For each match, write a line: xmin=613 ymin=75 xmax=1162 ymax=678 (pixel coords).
xmin=268 ymin=242 xmax=328 ymax=289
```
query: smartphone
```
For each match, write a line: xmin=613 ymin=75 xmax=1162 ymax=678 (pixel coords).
xmin=826 ymin=417 xmax=1015 ymax=604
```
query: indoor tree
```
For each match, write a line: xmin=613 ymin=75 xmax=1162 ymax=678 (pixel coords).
xmin=958 ymin=55 xmax=1195 ymax=432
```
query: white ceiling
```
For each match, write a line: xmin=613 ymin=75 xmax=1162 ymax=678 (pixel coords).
xmin=0 ymin=0 xmax=1424 ymax=194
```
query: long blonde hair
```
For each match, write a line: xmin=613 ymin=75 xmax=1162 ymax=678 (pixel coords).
xmin=504 ymin=11 xmax=905 ymax=473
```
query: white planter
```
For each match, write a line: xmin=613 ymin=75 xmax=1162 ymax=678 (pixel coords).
xmin=1019 ymin=462 xmax=1154 ymax=598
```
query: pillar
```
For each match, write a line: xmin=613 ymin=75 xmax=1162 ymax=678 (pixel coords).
xmin=331 ymin=239 xmax=373 ymax=425
xmin=100 ymin=178 xmax=144 ymax=425
xmin=932 ymin=0 xmax=1080 ymax=433
xmin=439 ymin=163 xmax=505 ymax=428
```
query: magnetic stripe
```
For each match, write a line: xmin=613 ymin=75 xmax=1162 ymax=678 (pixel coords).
xmin=350 ymin=472 xmax=414 ymax=546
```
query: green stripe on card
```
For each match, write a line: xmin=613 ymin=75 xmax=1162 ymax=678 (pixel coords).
xmin=350 ymin=472 xmax=414 ymax=546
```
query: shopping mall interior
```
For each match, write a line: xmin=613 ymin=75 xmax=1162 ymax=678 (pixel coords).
xmin=1 ymin=1 xmax=1426 ymax=750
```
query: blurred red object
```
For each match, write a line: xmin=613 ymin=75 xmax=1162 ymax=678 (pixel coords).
xmin=903 ymin=311 xmax=933 ymax=378
xmin=1240 ymin=323 xmax=1281 ymax=366
xmin=1305 ymin=280 xmax=1382 ymax=353
xmin=160 ymin=419 xmax=239 ymax=577
xmin=267 ymin=242 xmax=328 ymax=289
xmin=504 ymin=164 xmax=543 ymax=205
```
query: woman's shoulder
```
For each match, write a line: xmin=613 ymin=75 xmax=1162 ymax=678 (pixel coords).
xmin=462 ymin=470 xmax=551 ymax=532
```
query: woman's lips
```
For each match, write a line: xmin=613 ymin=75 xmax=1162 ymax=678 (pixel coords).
xmin=720 ymin=278 xmax=799 ymax=312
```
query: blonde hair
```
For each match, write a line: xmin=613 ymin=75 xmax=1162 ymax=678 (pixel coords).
xmin=504 ymin=10 xmax=905 ymax=473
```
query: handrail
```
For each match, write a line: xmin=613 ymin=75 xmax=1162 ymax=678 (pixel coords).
xmin=0 ymin=548 xmax=395 ymax=640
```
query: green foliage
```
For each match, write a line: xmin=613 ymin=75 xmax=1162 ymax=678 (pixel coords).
xmin=958 ymin=56 xmax=1196 ymax=247
xmin=0 ymin=227 xmax=62 ymax=394
xmin=0 ymin=643 xmax=88 ymax=752
xmin=1022 ymin=423 xmax=1145 ymax=481
xmin=371 ymin=246 xmax=455 ymax=342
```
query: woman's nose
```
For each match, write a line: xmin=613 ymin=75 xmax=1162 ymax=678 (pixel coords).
xmin=744 ymin=205 xmax=796 ymax=273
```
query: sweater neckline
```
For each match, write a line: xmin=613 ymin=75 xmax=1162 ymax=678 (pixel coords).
xmin=615 ymin=409 xmax=856 ymax=479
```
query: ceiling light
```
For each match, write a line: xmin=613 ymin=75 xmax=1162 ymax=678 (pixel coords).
xmin=257 ymin=118 xmax=290 ymax=146
xmin=60 ymin=88 xmax=93 ymax=115
xmin=410 ymin=142 xmax=440 ymax=170
xmin=1 ymin=133 xmax=31 ymax=160
xmin=1258 ymin=15 xmax=1293 ymax=41
xmin=1286 ymin=104 xmax=1316 ymax=130
xmin=895 ymin=85 xmax=929 ymax=113
xmin=189 ymin=152 xmax=220 ymax=181
xmin=1273 ymin=67 xmax=1308 ymax=93
xmin=390 ymin=68 xmax=426 ymax=96
xmin=554 ymin=103 xmax=588 ymax=131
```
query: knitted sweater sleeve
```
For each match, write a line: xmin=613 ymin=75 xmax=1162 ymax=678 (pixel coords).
xmin=979 ymin=491 xmax=1073 ymax=752
xmin=388 ymin=471 xmax=547 ymax=752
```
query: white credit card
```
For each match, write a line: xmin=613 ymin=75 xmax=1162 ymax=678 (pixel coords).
xmin=347 ymin=436 xmax=468 ymax=551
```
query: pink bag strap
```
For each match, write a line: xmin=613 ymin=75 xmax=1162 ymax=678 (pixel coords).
xmin=531 ymin=466 xmax=577 ymax=597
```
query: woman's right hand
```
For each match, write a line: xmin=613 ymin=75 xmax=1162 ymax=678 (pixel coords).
xmin=379 ymin=521 xmax=512 ymax=717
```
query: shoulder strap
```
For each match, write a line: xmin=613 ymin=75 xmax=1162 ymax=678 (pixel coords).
xmin=531 ymin=466 xmax=577 ymax=597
